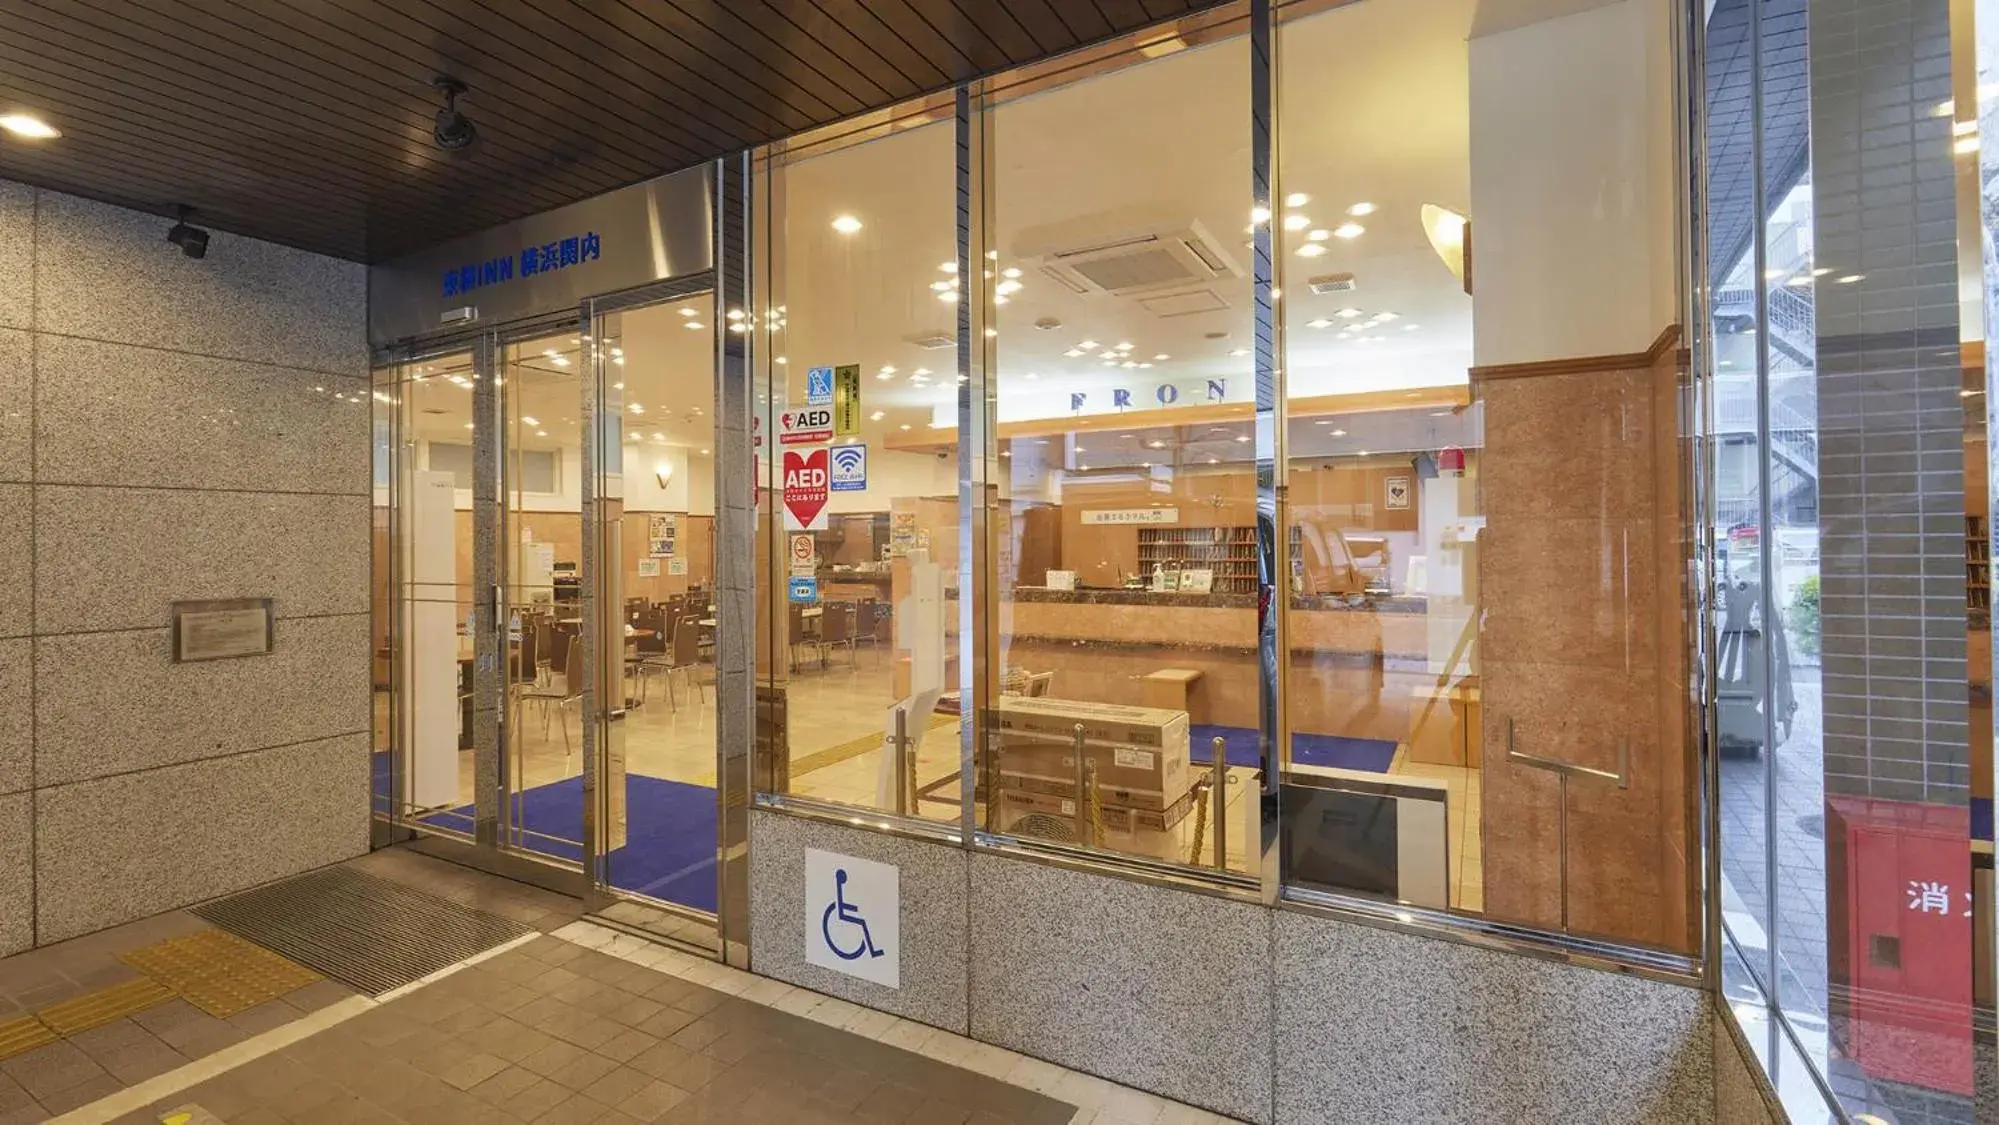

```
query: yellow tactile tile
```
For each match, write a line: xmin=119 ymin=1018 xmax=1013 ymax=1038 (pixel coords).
xmin=121 ymin=929 xmax=322 ymax=1018
xmin=35 ymin=976 xmax=175 ymax=1036
xmin=0 ymin=1014 xmax=57 ymax=1061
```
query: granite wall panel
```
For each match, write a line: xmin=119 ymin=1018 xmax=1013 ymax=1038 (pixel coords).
xmin=1273 ymin=910 xmax=1712 ymax=1125
xmin=746 ymin=808 xmax=969 ymax=1033
xmin=0 ymin=179 xmax=371 ymax=950
xmin=1712 ymin=1018 xmax=1781 ymax=1125
xmin=967 ymin=854 xmax=1274 ymax=1124
xmin=33 ymin=734 xmax=370 ymax=942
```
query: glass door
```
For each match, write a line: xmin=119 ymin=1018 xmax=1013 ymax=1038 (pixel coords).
xmin=584 ymin=288 xmax=724 ymax=927
xmin=374 ymin=346 xmax=484 ymax=841
xmin=496 ymin=327 xmax=592 ymax=869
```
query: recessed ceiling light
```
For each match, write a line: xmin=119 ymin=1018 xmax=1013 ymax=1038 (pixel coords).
xmin=1836 ymin=274 xmax=1865 ymax=283
xmin=1331 ymin=428 xmax=1347 ymax=437
xmin=1335 ymin=307 xmax=1363 ymax=318
xmin=1284 ymin=192 xmax=1310 ymax=208
xmin=1347 ymin=202 xmax=1377 ymax=217
xmin=1333 ymin=223 xmax=1365 ymax=239
xmin=463 ymin=422 xmax=474 ymax=430
xmin=1002 ymin=267 xmax=1022 ymax=279
xmin=1373 ymin=311 xmax=1399 ymax=322
xmin=522 ymin=415 xmax=539 ymax=425
xmin=1314 ymin=419 xmax=1332 ymax=425
xmin=1064 ymin=349 xmax=1085 ymax=358
xmin=536 ymin=430 xmax=548 ymax=437
xmin=900 ymin=423 xmax=912 ymax=431
xmin=679 ymin=308 xmax=696 ymax=317
xmin=914 ymin=368 xmax=931 ymax=376
xmin=937 ymin=290 xmax=960 ymax=303
xmin=684 ymin=321 xmax=704 ymax=330
xmin=1307 ymin=229 xmax=1330 ymax=242
xmin=1153 ymin=353 xmax=1170 ymax=361
xmin=1282 ymin=213 xmax=1310 ymax=231
xmin=1296 ymin=244 xmax=1327 ymax=258
xmin=876 ymin=371 xmax=894 ymax=381
xmin=831 ymin=214 xmax=863 ymax=233
xmin=984 ymin=328 xmax=997 ymax=338
xmin=1229 ymin=348 xmax=1249 ymax=357
xmin=1077 ymin=340 xmax=1099 ymax=350
xmin=1234 ymin=434 xmax=1250 ymax=443
xmin=726 ymin=308 xmax=746 ymax=321
xmin=1306 ymin=318 xmax=1333 ymax=328
xmin=870 ymin=410 xmax=886 ymax=421
xmin=0 ymin=113 xmax=59 ymax=140
xmin=1249 ymin=206 xmax=1271 ymax=224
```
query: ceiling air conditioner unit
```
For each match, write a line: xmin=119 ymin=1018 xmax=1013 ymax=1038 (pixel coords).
xmin=1026 ymin=215 xmax=1243 ymax=299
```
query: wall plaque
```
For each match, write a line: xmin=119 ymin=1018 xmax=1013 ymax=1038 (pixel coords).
xmin=172 ymin=599 xmax=275 ymax=663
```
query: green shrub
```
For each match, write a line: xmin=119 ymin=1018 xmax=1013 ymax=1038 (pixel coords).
xmin=1787 ymin=574 xmax=1820 ymax=656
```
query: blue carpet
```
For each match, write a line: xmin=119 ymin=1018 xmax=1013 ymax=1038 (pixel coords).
xmin=369 ymin=752 xmax=718 ymax=914
xmin=1190 ymin=725 xmax=1397 ymax=774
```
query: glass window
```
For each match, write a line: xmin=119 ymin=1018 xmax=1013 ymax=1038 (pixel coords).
xmin=977 ymin=32 xmax=1256 ymax=874
xmin=1273 ymin=0 xmax=1699 ymax=951
xmin=756 ymin=116 xmax=961 ymax=825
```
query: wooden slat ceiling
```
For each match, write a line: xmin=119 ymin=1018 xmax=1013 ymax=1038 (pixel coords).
xmin=0 ymin=0 xmax=1223 ymax=263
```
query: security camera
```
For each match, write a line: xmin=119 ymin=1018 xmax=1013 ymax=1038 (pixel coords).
xmin=431 ymin=76 xmax=476 ymax=151
xmin=166 ymin=206 xmax=208 ymax=259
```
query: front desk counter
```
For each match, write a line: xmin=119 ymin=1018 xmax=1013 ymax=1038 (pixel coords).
xmin=986 ymin=587 xmax=1441 ymax=747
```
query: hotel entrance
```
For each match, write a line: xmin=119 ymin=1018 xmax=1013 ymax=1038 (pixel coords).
xmin=367 ymin=166 xmax=740 ymax=954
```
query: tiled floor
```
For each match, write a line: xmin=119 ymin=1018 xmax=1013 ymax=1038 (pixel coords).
xmin=6 ymin=849 xmax=1243 ymax=1125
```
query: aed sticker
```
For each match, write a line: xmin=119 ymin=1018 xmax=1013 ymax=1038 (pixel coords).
xmin=1114 ymin=748 xmax=1156 ymax=770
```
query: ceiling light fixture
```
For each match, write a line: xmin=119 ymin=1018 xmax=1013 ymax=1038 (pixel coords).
xmin=679 ymin=308 xmax=696 ymax=317
xmin=1332 ymin=222 xmax=1365 ymax=239
xmin=1250 ymin=206 xmax=1271 ymax=224
xmin=1284 ymin=192 xmax=1310 ymax=208
xmin=1335 ymin=307 xmax=1363 ymax=318
xmin=870 ymin=410 xmax=885 ymax=421
xmin=1296 ymin=244 xmax=1326 ymax=258
xmin=1306 ymin=318 xmax=1333 ymax=328
xmin=1307 ymin=229 xmax=1330 ymax=242
xmin=0 ymin=112 xmax=59 ymax=140
xmin=831 ymin=214 xmax=863 ymax=233
xmin=1283 ymin=213 xmax=1310 ymax=231
xmin=1347 ymin=201 xmax=1377 ymax=217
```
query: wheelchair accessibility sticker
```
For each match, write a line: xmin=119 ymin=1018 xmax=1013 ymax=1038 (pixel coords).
xmin=805 ymin=848 xmax=900 ymax=988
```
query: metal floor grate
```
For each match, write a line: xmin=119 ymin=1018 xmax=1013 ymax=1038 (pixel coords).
xmin=191 ymin=867 xmax=534 ymax=996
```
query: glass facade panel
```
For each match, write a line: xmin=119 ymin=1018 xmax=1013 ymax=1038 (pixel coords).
xmin=1272 ymin=0 xmax=1699 ymax=951
xmin=981 ymin=33 xmax=1257 ymax=872
xmin=756 ymin=119 xmax=961 ymax=825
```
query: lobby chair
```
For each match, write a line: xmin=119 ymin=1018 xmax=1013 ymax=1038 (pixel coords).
xmin=816 ymin=602 xmax=856 ymax=669
xmin=519 ymin=637 xmax=582 ymax=766
xmin=636 ymin=609 xmax=678 ymax=703
xmin=665 ymin=618 xmax=706 ymax=708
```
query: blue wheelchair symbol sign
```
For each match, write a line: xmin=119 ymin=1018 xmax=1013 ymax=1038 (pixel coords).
xmin=805 ymin=366 xmax=835 ymax=406
xmin=821 ymin=869 xmax=885 ymax=961
xmin=805 ymin=848 xmax=899 ymax=987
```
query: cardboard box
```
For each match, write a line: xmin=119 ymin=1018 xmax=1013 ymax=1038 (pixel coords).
xmin=995 ymin=786 xmax=1196 ymax=834
xmin=994 ymin=696 xmax=1190 ymax=751
xmin=995 ymin=738 xmax=1191 ymax=810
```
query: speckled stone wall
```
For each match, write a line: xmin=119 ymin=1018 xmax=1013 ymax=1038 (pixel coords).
xmin=1712 ymin=1016 xmax=1782 ymax=1125
xmin=0 ymin=179 xmax=371 ymax=951
xmin=1273 ymin=910 xmax=1713 ymax=1125
xmin=747 ymin=808 xmax=970 ymax=1033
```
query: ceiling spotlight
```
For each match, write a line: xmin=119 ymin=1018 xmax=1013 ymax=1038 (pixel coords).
xmin=1296 ymin=244 xmax=1326 ymax=258
xmin=165 ymin=205 xmax=209 ymax=259
xmin=1307 ymin=229 xmax=1330 ymax=242
xmin=430 ymin=76 xmax=477 ymax=151
xmin=1347 ymin=201 xmax=1377 ymax=217
xmin=1332 ymin=222 xmax=1365 ymax=239
xmin=870 ymin=410 xmax=886 ymax=421
xmin=1307 ymin=318 xmax=1332 ymax=328
xmin=1335 ymin=307 xmax=1363 ymax=318
xmin=0 ymin=112 xmax=59 ymax=140
xmin=1250 ymin=206 xmax=1271 ymax=224
xmin=1282 ymin=213 xmax=1311 ymax=231
xmin=831 ymin=214 xmax=864 ymax=234
xmin=1284 ymin=192 xmax=1310 ymax=208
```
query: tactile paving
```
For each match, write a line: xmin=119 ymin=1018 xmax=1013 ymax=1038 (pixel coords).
xmin=35 ymin=976 xmax=175 ymax=1035
xmin=121 ymin=929 xmax=321 ymax=1018
xmin=0 ymin=1014 xmax=57 ymax=1061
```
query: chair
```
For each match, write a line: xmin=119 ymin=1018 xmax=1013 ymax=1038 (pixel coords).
xmin=787 ymin=604 xmax=811 ymax=672
xmin=518 ymin=634 xmax=583 ymax=765
xmin=635 ymin=608 xmax=678 ymax=703
xmin=664 ymin=618 xmax=707 ymax=708
xmin=815 ymin=602 xmax=856 ymax=668
xmin=533 ymin=620 xmax=555 ymax=683
xmin=511 ymin=618 xmax=539 ymax=686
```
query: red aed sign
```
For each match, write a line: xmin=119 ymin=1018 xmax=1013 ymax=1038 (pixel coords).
xmin=782 ymin=448 xmax=829 ymax=531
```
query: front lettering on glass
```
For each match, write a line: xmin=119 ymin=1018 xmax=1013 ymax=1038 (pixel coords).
xmin=171 ymin=599 xmax=274 ymax=663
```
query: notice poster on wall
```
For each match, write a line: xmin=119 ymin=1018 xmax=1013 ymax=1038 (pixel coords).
xmin=637 ymin=559 xmax=660 ymax=578
xmin=890 ymin=511 xmax=918 ymax=556
xmin=648 ymin=513 xmax=678 ymax=557
xmin=668 ymin=558 xmax=688 ymax=576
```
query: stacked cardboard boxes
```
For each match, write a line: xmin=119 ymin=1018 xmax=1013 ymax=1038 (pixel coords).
xmin=991 ymin=698 xmax=1194 ymax=838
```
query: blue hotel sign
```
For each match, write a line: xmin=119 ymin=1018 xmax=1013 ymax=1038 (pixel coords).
xmin=442 ymin=231 xmax=602 ymax=298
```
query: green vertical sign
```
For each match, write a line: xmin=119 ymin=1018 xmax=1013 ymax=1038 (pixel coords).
xmin=833 ymin=363 xmax=861 ymax=436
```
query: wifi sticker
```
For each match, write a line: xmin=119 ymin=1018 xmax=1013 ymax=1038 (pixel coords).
xmin=829 ymin=444 xmax=868 ymax=492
